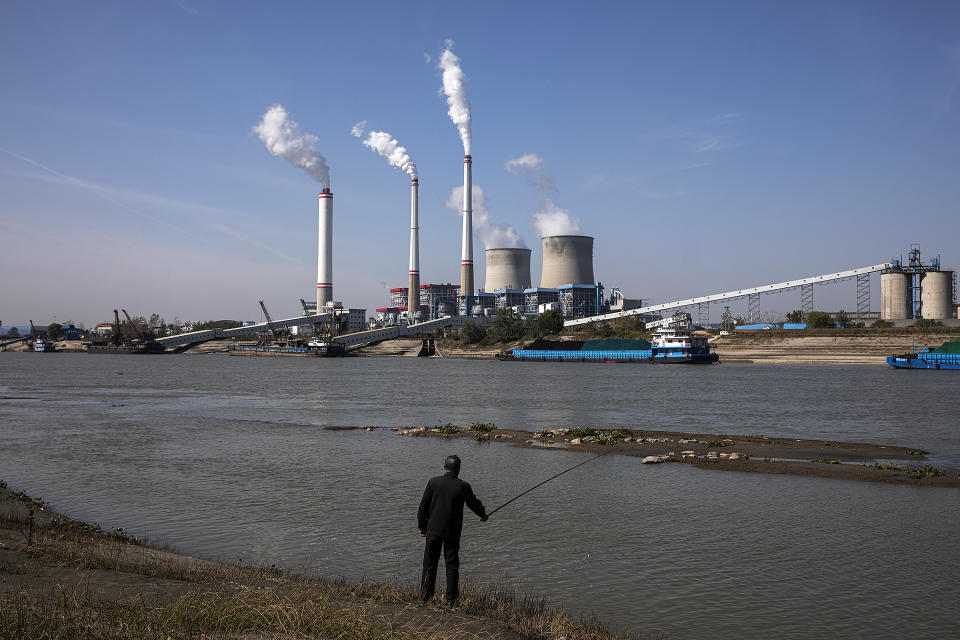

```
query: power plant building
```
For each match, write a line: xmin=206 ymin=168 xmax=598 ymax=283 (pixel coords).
xmin=495 ymin=289 xmax=526 ymax=311
xmin=558 ymin=283 xmax=605 ymax=319
xmin=524 ymin=288 xmax=560 ymax=311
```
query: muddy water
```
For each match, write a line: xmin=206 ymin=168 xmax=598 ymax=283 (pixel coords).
xmin=1 ymin=353 xmax=957 ymax=638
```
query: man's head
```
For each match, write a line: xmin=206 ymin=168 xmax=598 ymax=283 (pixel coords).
xmin=444 ymin=455 xmax=461 ymax=475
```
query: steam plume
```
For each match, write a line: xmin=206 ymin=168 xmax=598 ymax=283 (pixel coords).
xmin=505 ymin=153 xmax=555 ymax=190
xmin=446 ymin=185 xmax=526 ymax=249
xmin=438 ymin=43 xmax=472 ymax=154
xmin=351 ymin=121 xmax=418 ymax=179
xmin=253 ymin=105 xmax=330 ymax=188
xmin=532 ymin=200 xmax=582 ymax=237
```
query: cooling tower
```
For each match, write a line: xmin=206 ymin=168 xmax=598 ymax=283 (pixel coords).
xmin=317 ymin=188 xmax=333 ymax=310
xmin=485 ymin=248 xmax=532 ymax=292
xmin=880 ymin=271 xmax=912 ymax=320
xmin=460 ymin=155 xmax=474 ymax=297
xmin=408 ymin=178 xmax=420 ymax=318
xmin=540 ymin=235 xmax=594 ymax=288
xmin=920 ymin=271 xmax=953 ymax=319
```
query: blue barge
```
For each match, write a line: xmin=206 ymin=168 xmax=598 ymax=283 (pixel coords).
xmin=501 ymin=326 xmax=719 ymax=364
xmin=887 ymin=342 xmax=960 ymax=370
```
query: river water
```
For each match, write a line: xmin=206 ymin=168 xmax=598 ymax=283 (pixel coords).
xmin=1 ymin=353 xmax=958 ymax=638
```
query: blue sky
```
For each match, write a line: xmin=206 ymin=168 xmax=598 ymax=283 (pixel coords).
xmin=1 ymin=1 xmax=958 ymax=326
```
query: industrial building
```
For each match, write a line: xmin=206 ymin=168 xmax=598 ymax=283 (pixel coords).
xmin=494 ymin=289 xmax=526 ymax=311
xmin=880 ymin=248 xmax=956 ymax=320
xmin=524 ymin=288 xmax=560 ymax=311
xmin=558 ymin=284 xmax=605 ymax=319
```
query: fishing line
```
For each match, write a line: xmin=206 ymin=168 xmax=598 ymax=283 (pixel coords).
xmin=486 ymin=447 xmax=622 ymax=518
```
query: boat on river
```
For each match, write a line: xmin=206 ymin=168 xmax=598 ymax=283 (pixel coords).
xmin=887 ymin=341 xmax=960 ymax=370
xmin=230 ymin=338 xmax=345 ymax=357
xmin=498 ymin=325 xmax=718 ymax=364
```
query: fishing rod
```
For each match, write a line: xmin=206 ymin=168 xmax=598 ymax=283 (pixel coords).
xmin=486 ymin=447 xmax=621 ymax=518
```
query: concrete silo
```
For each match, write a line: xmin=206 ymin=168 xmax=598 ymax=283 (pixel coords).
xmin=540 ymin=235 xmax=594 ymax=288
xmin=485 ymin=248 xmax=531 ymax=292
xmin=880 ymin=271 xmax=912 ymax=320
xmin=920 ymin=271 xmax=953 ymax=319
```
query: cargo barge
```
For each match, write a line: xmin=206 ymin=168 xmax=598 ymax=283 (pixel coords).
xmin=499 ymin=326 xmax=718 ymax=364
xmin=887 ymin=342 xmax=960 ymax=370
xmin=230 ymin=340 xmax=345 ymax=357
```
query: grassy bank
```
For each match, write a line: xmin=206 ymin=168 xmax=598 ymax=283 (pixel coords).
xmin=0 ymin=488 xmax=653 ymax=640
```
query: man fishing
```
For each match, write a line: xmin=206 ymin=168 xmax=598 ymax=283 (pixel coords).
xmin=417 ymin=454 xmax=487 ymax=607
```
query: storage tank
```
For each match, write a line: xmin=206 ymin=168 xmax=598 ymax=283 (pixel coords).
xmin=920 ymin=271 xmax=953 ymax=319
xmin=880 ymin=271 xmax=912 ymax=320
xmin=485 ymin=248 xmax=531 ymax=292
xmin=540 ymin=235 xmax=594 ymax=288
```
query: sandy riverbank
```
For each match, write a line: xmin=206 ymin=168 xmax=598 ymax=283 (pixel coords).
xmin=0 ymin=485 xmax=643 ymax=640
xmin=379 ymin=425 xmax=960 ymax=488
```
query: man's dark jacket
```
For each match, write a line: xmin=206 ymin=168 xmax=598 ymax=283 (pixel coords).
xmin=418 ymin=472 xmax=486 ymax=538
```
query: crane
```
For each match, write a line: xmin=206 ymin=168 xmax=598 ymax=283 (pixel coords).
xmin=121 ymin=310 xmax=145 ymax=342
xmin=111 ymin=310 xmax=124 ymax=346
xmin=258 ymin=300 xmax=284 ymax=345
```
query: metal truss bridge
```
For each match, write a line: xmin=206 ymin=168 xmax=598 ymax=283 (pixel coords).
xmin=565 ymin=262 xmax=893 ymax=327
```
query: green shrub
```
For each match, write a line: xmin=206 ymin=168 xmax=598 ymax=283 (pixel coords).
xmin=568 ymin=427 xmax=598 ymax=438
xmin=435 ymin=423 xmax=460 ymax=434
xmin=468 ymin=421 xmax=496 ymax=433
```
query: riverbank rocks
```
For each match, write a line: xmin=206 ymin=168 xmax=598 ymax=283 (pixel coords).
xmin=570 ymin=438 xmax=582 ymax=445
xmin=679 ymin=438 xmax=698 ymax=444
xmin=642 ymin=455 xmax=671 ymax=464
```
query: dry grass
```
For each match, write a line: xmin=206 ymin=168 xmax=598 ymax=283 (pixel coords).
xmin=0 ymin=511 xmax=656 ymax=640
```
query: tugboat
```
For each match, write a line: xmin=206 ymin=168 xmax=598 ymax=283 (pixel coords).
xmin=648 ymin=324 xmax=719 ymax=364
xmin=33 ymin=336 xmax=57 ymax=352
xmin=887 ymin=342 xmax=960 ymax=370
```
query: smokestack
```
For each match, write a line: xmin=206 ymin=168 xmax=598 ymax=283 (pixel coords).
xmin=317 ymin=189 xmax=333 ymax=310
xmin=461 ymin=155 xmax=474 ymax=296
xmin=408 ymin=178 xmax=420 ymax=320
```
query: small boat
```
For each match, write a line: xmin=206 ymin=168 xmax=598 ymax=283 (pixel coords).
xmin=887 ymin=342 xmax=960 ymax=370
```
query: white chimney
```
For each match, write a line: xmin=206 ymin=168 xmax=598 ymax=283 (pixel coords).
xmin=408 ymin=178 xmax=420 ymax=320
xmin=317 ymin=188 xmax=333 ymax=310
xmin=460 ymin=155 xmax=474 ymax=297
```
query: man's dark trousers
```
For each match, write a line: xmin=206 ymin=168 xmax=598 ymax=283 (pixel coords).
xmin=420 ymin=535 xmax=460 ymax=604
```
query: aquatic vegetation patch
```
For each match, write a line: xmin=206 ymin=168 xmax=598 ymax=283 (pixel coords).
xmin=469 ymin=421 xmax=496 ymax=433
xmin=812 ymin=458 xmax=842 ymax=465
xmin=910 ymin=450 xmax=928 ymax=456
xmin=11 ymin=491 xmax=47 ymax=509
xmin=435 ymin=423 xmax=461 ymax=434
xmin=594 ymin=433 xmax=618 ymax=446
xmin=708 ymin=439 xmax=735 ymax=448
xmin=568 ymin=427 xmax=598 ymax=439
xmin=873 ymin=462 xmax=944 ymax=478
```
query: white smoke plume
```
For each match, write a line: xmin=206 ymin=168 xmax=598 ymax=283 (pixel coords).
xmin=351 ymin=121 xmax=418 ymax=179
xmin=445 ymin=185 xmax=526 ymax=249
xmin=532 ymin=200 xmax=582 ymax=237
xmin=438 ymin=42 xmax=472 ymax=155
xmin=505 ymin=153 xmax=555 ymax=190
xmin=253 ymin=105 xmax=330 ymax=188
